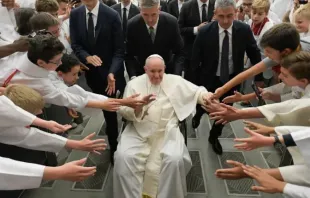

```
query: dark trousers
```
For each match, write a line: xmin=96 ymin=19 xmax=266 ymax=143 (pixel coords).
xmin=194 ymin=75 xmax=240 ymax=138
xmin=85 ymin=68 xmax=121 ymax=152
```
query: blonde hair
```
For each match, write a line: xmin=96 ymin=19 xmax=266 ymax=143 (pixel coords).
xmin=294 ymin=4 xmax=310 ymax=21
xmin=252 ymin=0 xmax=270 ymax=13
xmin=4 ymin=84 xmax=45 ymax=114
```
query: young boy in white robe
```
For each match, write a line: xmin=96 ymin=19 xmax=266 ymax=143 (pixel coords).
xmin=223 ymin=51 xmax=310 ymax=104
xmin=208 ymin=51 xmax=310 ymax=127
xmin=0 ymin=84 xmax=104 ymax=190
xmin=212 ymin=23 xmax=310 ymax=100
xmin=217 ymin=126 xmax=310 ymax=197
xmin=113 ymin=54 xmax=212 ymax=198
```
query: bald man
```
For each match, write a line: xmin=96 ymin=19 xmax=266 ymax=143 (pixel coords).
xmin=113 ymin=54 xmax=212 ymax=198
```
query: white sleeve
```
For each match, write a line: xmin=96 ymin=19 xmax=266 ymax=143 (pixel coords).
xmin=0 ymin=157 xmax=45 ymax=190
xmin=263 ymin=83 xmax=294 ymax=102
xmin=283 ymin=183 xmax=310 ymax=198
xmin=279 ymin=165 xmax=310 ymax=186
xmin=257 ymin=99 xmax=310 ymax=125
xmin=0 ymin=96 xmax=36 ymax=127
xmin=0 ymin=126 xmax=67 ymax=153
xmin=193 ymin=26 xmax=198 ymax=35
xmin=38 ymin=79 xmax=88 ymax=110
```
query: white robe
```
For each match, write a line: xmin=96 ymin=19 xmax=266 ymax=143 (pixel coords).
xmin=0 ymin=53 xmax=89 ymax=110
xmin=48 ymin=71 xmax=105 ymax=117
xmin=114 ymin=74 xmax=208 ymax=198
xmin=263 ymin=83 xmax=305 ymax=104
xmin=0 ymin=94 xmax=67 ymax=190
xmin=283 ymin=183 xmax=310 ymax=198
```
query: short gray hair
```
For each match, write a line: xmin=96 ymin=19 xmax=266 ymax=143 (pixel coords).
xmin=139 ymin=0 xmax=160 ymax=8
xmin=145 ymin=54 xmax=165 ymax=66
xmin=215 ymin=0 xmax=236 ymax=9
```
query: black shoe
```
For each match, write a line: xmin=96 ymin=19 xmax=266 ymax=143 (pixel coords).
xmin=110 ymin=149 xmax=115 ymax=166
xmin=212 ymin=139 xmax=223 ymax=155
xmin=192 ymin=116 xmax=201 ymax=129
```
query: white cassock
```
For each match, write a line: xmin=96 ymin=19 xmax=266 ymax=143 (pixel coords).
xmin=263 ymin=82 xmax=305 ymax=104
xmin=48 ymin=71 xmax=106 ymax=117
xmin=270 ymin=0 xmax=293 ymax=20
xmin=0 ymin=53 xmax=89 ymax=110
xmin=283 ymin=184 xmax=310 ymax=198
xmin=0 ymin=95 xmax=67 ymax=190
xmin=15 ymin=0 xmax=36 ymax=9
xmin=114 ymin=74 xmax=209 ymax=198
xmin=277 ymin=127 xmax=310 ymax=197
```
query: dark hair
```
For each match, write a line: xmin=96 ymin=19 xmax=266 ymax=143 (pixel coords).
xmin=56 ymin=53 xmax=80 ymax=73
xmin=30 ymin=12 xmax=60 ymax=32
xmin=281 ymin=51 xmax=310 ymax=81
xmin=27 ymin=34 xmax=64 ymax=64
xmin=14 ymin=8 xmax=36 ymax=36
xmin=35 ymin=0 xmax=59 ymax=13
xmin=260 ymin=23 xmax=300 ymax=52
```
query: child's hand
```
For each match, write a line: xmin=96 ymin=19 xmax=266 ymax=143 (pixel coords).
xmin=222 ymin=91 xmax=244 ymax=104
xmin=259 ymin=89 xmax=281 ymax=102
xmin=68 ymin=109 xmax=79 ymax=118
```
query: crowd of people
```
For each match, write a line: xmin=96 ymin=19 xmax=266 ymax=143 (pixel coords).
xmin=0 ymin=0 xmax=310 ymax=197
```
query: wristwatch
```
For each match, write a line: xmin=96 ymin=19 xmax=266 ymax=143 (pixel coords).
xmin=273 ymin=136 xmax=281 ymax=146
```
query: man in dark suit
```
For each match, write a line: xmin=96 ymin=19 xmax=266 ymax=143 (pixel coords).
xmin=70 ymin=0 xmax=126 ymax=163
xmin=191 ymin=0 xmax=261 ymax=155
xmin=125 ymin=0 xmax=185 ymax=79
xmin=178 ymin=0 xmax=215 ymax=81
xmin=111 ymin=0 xmax=140 ymax=37
xmin=167 ymin=0 xmax=187 ymax=19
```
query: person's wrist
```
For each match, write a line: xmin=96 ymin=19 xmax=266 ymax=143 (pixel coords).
xmin=43 ymin=166 xmax=62 ymax=180
xmin=266 ymin=136 xmax=276 ymax=146
xmin=66 ymin=139 xmax=80 ymax=150
xmin=274 ymin=181 xmax=286 ymax=193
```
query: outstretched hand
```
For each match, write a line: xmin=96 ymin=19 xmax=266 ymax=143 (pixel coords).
xmin=234 ymin=128 xmax=275 ymax=151
xmin=209 ymin=103 xmax=240 ymax=125
xmin=243 ymin=165 xmax=286 ymax=193
xmin=215 ymin=160 xmax=248 ymax=179
xmin=243 ymin=120 xmax=275 ymax=135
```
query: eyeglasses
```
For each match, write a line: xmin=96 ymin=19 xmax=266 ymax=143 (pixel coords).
xmin=49 ymin=60 xmax=62 ymax=66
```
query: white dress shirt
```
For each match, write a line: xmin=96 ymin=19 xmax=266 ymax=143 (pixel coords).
xmin=216 ymin=23 xmax=233 ymax=76
xmin=178 ymin=0 xmax=184 ymax=13
xmin=193 ymin=0 xmax=209 ymax=34
xmin=121 ymin=2 xmax=131 ymax=19
xmin=85 ymin=0 xmax=100 ymax=32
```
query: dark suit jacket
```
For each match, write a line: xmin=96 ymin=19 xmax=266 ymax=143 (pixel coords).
xmin=178 ymin=0 xmax=215 ymax=59
xmin=160 ymin=0 xmax=169 ymax=12
xmin=126 ymin=12 xmax=185 ymax=78
xmin=70 ymin=3 xmax=125 ymax=90
xmin=167 ymin=0 xmax=188 ymax=19
xmin=111 ymin=3 xmax=140 ymax=20
xmin=191 ymin=20 xmax=261 ymax=89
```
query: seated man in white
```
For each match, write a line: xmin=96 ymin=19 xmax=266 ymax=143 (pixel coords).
xmin=113 ymin=54 xmax=212 ymax=198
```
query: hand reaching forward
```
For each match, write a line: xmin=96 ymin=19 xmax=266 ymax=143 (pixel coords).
xmin=234 ymin=128 xmax=275 ymax=151
xmin=209 ymin=103 xmax=241 ymax=125
xmin=45 ymin=158 xmax=96 ymax=181
xmin=243 ymin=120 xmax=275 ymax=135
xmin=215 ymin=160 xmax=248 ymax=179
xmin=243 ymin=165 xmax=286 ymax=193
xmin=43 ymin=120 xmax=72 ymax=133
xmin=101 ymin=99 xmax=121 ymax=111
xmin=222 ymin=91 xmax=244 ymax=104
xmin=123 ymin=94 xmax=146 ymax=108
xmin=75 ymin=132 xmax=107 ymax=155
xmin=106 ymin=73 xmax=115 ymax=96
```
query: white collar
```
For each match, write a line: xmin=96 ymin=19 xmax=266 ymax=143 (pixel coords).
xmin=17 ymin=53 xmax=50 ymax=78
xmin=197 ymin=0 xmax=209 ymax=8
xmin=218 ymin=22 xmax=233 ymax=34
xmin=85 ymin=0 xmax=100 ymax=17
xmin=121 ymin=2 xmax=131 ymax=10
xmin=146 ymin=19 xmax=159 ymax=30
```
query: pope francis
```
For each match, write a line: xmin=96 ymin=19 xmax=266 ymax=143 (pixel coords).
xmin=113 ymin=54 xmax=212 ymax=198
